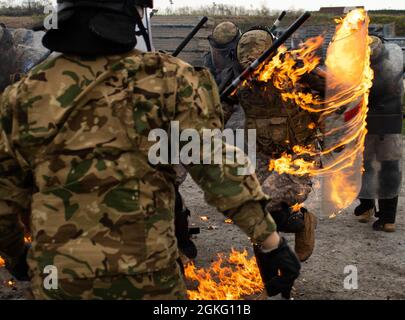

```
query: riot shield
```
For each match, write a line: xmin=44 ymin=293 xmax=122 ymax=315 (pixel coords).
xmin=12 ymin=29 xmax=51 ymax=73
xmin=320 ymin=11 xmax=372 ymax=216
xmin=0 ymin=25 xmax=18 ymax=91
xmin=358 ymin=43 xmax=404 ymax=200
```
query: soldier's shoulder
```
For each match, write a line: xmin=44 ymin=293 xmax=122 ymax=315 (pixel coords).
xmin=126 ymin=50 xmax=209 ymax=78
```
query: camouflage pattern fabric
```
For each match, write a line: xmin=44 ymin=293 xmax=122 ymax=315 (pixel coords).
xmin=0 ymin=50 xmax=276 ymax=299
xmin=237 ymin=81 xmax=317 ymax=156
xmin=237 ymin=29 xmax=273 ymax=70
xmin=258 ymin=153 xmax=313 ymax=212
xmin=30 ymin=262 xmax=186 ymax=300
xmin=212 ymin=22 xmax=239 ymax=45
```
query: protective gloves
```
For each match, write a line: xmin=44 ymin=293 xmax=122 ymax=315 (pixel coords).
xmin=254 ymin=237 xmax=301 ymax=299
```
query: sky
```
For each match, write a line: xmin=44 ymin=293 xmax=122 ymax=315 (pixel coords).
xmin=154 ymin=0 xmax=405 ymax=11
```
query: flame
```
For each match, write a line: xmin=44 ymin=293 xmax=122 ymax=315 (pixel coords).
xmin=185 ymin=249 xmax=263 ymax=300
xmin=291 ymin=203 xmax=304 ymax=212
xmin=200 ymin=216 xmax=209 ymax=221
xmin=0 ymin=236 xmax=32 ymax=268
xmin=6 ymin=279 xmax=16 ymax=288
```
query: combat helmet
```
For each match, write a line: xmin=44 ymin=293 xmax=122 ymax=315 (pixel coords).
xmin=43 ymin=0 xmax=154 ymax=55
xmin=236 ymin=27 xmax=274 ymax=70
xmin=208 ymin=21 xmax=241 ymax=71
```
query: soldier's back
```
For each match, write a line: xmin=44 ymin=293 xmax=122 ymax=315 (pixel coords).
xmin=1 ymin=50 xmax=204 ymax=299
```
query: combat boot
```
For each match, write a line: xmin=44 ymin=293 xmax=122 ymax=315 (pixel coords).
xmin=372 ymin=197 xmax=398 ymax=233
xmin=294 ymin=208 xmax=317 ymax=262
xmin=354 ymin=199 xmax=375 ymax=223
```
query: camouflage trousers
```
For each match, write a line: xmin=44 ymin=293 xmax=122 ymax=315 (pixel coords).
xmin=30 ymin=263 xmax=187 ymax=300
xmin=255 ymin=152 xmax=313 ymax=211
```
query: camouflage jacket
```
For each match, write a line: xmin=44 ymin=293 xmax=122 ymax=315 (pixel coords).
xmin=237 ymin=81 xmax=318 ymax=156
xmin=0 ymin=50 xmax=276 ymax=280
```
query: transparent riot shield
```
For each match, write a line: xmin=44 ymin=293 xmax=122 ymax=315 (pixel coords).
xmin=320 ymin=11 xmax=372 ymax=217
xmin=358 ymin=43 xmax=404 ymax=200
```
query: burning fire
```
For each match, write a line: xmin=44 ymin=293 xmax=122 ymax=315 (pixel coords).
xmin=0 ymin=236 xmax=32 ymax=268
xmin=185 ymin=249 xmax=263 ymax=300
xmin=253 ymin=9 xmax=373 ymax=214
xmin=291 ymin=203 xmax=304 ymax=212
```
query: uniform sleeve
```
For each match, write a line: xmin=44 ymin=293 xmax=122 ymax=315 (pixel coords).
xmin=172 ymin=65 xmax=277 ymax=244
xmin=0 ymin=84 xmax=30 ymax=264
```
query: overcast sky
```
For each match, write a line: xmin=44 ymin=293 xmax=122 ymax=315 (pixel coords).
xmin=154 ymin=0 xmax=405 ymax=11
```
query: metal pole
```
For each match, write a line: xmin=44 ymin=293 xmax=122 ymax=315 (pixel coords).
xmin=172 ymin=16 xmax=209 ymax=57
xmin=269 ymin=11 xmax=287 ymax=33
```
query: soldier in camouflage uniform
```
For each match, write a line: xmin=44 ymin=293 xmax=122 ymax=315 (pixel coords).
xmin=203 ymin=22 xmax=241 ymax=124
xmin=208 ymin=26 xmax=320 ymax=262
xmin=0 ymin=0 xmax=300 ymax=299
xmin=203 ymin=21 xmax=240 ymax=83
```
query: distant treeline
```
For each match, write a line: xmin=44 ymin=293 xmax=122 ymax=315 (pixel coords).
xmin=159 ymin=4 xmax=295 ymax=16
xmin=369 ymin=10 xmax=405 ymax=15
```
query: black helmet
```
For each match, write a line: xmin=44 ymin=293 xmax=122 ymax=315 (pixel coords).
xmin=43 ymin=0 xmax=154 ymax=55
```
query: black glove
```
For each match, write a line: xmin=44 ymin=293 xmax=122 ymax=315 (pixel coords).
xmin=269 ymin=202 xmax=305 ymax=234
xmin=254 ymin=237 xmax=301 ymax=299
xmin=5 ymin=244 xmax=30 ymax=281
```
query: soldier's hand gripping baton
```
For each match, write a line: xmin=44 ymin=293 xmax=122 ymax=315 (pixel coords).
xmin=220 ymin=12 xmax=311 ymax=100
xmin=269 ymin=11 xmax=287 ymax=33
xmin=172 ymin=16 xmax=209 ymax=57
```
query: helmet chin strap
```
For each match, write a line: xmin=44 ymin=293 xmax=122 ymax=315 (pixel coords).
xmin=134 ymin=6 xmax=152 ymax=52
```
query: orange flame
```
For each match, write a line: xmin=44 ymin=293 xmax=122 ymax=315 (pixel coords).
xmin=0 ymin=236 xmax=32 ymax=268
xmin=185 ymin=249 xmax=263 ymax=300
xmin=291 ymin=203 xmax=304 ymax=212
